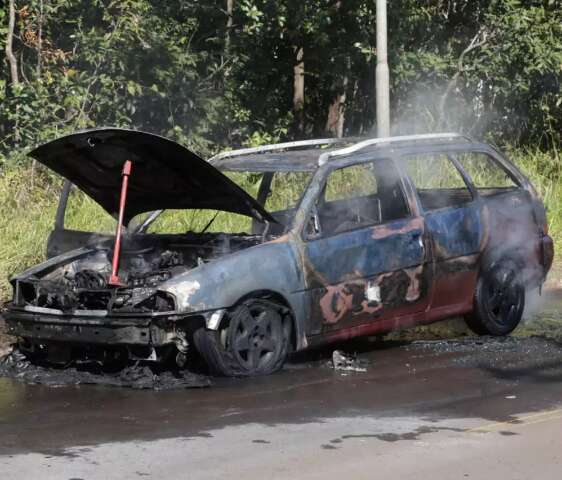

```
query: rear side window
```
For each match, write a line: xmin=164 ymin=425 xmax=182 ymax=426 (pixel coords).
xmin=454 ymin=152 xmax=519 ymax=195
xmin=403 ymin=153 xmax=473 ymax=211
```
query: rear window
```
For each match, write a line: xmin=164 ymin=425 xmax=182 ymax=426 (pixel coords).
xmin=454 ymin=152 xmax=519 ymax=195
xmin=403 ymin=153 xmax=473 ymax=210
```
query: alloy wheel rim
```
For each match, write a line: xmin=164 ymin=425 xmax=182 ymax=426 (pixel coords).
xmin=229 ymin=304 xmax=282 ymax=372
xmin=486 ymin=266 xmax=521 ymax=326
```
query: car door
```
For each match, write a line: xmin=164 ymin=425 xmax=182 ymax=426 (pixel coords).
xmin=401 ymin=152 xmax=485 ymax=311
xmin=302 ymin=158 xmax=431 ymax=335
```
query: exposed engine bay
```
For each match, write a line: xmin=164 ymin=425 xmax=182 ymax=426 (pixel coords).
xmin=15 ymin=232 xmax=269 ymax=313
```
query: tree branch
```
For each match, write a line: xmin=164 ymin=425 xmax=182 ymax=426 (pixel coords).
xmin=438 ymin=28 xmax=492 ymax=128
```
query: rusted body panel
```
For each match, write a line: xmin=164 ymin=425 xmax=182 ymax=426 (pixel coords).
xmin=304 ymin=216 xmax=429 ymax=335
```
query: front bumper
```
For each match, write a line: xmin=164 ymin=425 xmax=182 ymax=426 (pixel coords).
xmin=3 ymin=307 xmax=182 ymax=347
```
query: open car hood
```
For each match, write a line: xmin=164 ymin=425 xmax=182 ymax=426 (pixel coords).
xmin=30 ymin=128 xmax=274 ymax=224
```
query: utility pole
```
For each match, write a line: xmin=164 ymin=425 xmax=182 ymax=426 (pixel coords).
xmin=376 ymin=0 xmax=390 ymax=137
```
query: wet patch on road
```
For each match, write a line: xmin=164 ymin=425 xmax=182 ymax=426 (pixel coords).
xmin=325 ymin=425 xmax=467 ymax=446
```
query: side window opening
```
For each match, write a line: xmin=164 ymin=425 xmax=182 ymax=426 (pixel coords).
xmin=403 ymin=153 xmax=473 ymax=211
xmin=264 ymin=171 xmax=314 ymax=213
xmin=62 ymin=184 xmax=116 ymax=234
xmin=454 ymin=152 xmax=520 ymax=196
xmin=316 ymin=159 xmax=409 ymax=237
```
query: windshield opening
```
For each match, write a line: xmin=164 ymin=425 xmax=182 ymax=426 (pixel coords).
xmin=131 ymin=170 xmax=313 ymax=235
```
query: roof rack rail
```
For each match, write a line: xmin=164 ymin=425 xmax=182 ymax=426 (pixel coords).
xmin=318 ymin=133 xmax=472 ymax=166
xmin=209 ymin=138 xmax=350 ymax=162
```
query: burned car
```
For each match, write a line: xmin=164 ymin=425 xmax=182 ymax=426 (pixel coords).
xmin=3 ymin=129 xmax=554 ymax=376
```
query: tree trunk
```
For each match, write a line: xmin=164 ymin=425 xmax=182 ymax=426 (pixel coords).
xmin=37 ymin=0 xmax=44 ymax=78
xmin=325 ymin=75 xmax=348 ymax=138
xmin=225 ymin=0 xmax=234 ymax=54
xmin=293 ymin=46 xmax=305 ymax=135
xmin=6 ymin=0 xmax=21 ymax=143
xmin=6 ymin=0 xmax=20 ymax=86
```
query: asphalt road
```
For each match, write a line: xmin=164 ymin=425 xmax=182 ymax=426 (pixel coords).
xmin=1 ymin=291 xmax=561 ymax=479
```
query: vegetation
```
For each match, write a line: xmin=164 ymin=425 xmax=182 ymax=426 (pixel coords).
xmin=0 ymin=1 xmax=561 ymax=298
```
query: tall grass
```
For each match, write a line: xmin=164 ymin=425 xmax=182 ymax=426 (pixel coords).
xmin=507 ymin=147 xmax=562 ymax=242
xmin=0 ymin=147 xmax=560 ymax=301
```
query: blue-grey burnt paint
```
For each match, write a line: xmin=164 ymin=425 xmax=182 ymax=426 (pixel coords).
xmin=159 ymin=238 xmax=309 ymax=349
xmin=303 ymin=217 xmax=428 ymax=334
xmin=305 ymin=217 xmax=425 ymax=284
xmin=424 ymin=203 xmax=483 ymax=261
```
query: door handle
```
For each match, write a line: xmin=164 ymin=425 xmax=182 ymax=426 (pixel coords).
xmin=411 ymin=232 xmax=424 ymax=249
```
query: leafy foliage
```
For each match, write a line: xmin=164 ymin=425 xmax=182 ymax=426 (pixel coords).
xmin=1 ymin=0 xmax=560 ymax=159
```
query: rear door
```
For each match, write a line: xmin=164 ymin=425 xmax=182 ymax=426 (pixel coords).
xmin=303 ymin=158 xmax=431 ymax=335
xmin=453 ymin=151 xmax=543 ymax=283
xmin=401 ymin=152 xmax=484 ymax=311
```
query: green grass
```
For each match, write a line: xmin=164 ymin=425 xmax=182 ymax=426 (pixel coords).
xmin=507 ymin=147 xmax=562 ymax=242
xmin=0 ymin=147 xmax=560 ymax=302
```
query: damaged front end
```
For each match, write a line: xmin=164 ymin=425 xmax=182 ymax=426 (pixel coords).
xmin=6 ymin=231 xmax=271 ymax=365
xmin=3 ymin=128 xmax=276 ymax=366
xmin=5 ymin=233 xmax=261 ymax=360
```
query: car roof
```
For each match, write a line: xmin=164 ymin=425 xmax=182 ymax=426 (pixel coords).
xmin=209 ymin=133 xmax=480 ymax=173
xmin=210 ymin=148 xmax=342 ymax=172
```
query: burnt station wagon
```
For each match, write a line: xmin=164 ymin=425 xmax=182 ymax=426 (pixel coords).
xmin=3 ymin=129 xmax=554 ymax=376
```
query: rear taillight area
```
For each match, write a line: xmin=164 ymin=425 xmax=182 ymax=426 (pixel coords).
xmin=532 ymin=199 xmax=549 ymax=235
xmin=541 ymin=234 xmax=554 ymax=273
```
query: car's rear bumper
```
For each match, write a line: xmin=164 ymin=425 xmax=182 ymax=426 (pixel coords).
xmin=3 ymin=308 xmax=179 ymax=347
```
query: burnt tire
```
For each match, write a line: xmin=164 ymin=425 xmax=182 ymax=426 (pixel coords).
xmin=465 ymin=260 xmax=525 ymax=336
xmin=193 ymin=299 xmax=292 ymax=377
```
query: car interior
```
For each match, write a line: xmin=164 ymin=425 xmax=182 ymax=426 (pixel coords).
xmin=316 ymin=158 xmax=410 ymax=236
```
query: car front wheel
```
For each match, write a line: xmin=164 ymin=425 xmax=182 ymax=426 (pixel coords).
xmin=193 ymin=298 xmax=292 ymax=377
xmin=465 ymin=260 xmax=525 ymax=336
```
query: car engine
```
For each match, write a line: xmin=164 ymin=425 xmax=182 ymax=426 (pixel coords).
xmin=15 ymin=233 xmax=266 ymax=313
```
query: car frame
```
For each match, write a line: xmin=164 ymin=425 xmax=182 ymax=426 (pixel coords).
xmin=3 ymin=130 xmax=554 ymax=376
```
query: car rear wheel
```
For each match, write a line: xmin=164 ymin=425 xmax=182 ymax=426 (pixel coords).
xmin=465 ymin=260 xmax=525 ymax=336
xmin=193 ymin=299 xmax=292 ymax=377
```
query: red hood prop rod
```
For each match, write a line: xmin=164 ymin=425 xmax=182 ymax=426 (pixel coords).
xmin=108 ymin=160 xmax=132 ymax=287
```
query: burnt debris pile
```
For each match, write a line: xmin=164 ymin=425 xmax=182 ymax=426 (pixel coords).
xmin=0 ymin=348 xmax=211 ymax=389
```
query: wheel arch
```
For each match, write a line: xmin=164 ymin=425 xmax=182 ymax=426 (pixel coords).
xmin=228 ymin=289 xmax=300 ymax=352
xmin=480 ymin=246 xmax=532 ymax=287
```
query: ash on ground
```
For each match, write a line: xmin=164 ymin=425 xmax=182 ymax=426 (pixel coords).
xmin=0 ymin=348 xmax=211 ymax=390
xmin=408 ymin=336 xmax=562 ymax=378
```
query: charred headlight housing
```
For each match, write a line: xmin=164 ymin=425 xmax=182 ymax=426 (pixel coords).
xmin=136 ymin=291 xmax=176 ymax=312
xmin=15 ymin=281 xmax=37 ymax=305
